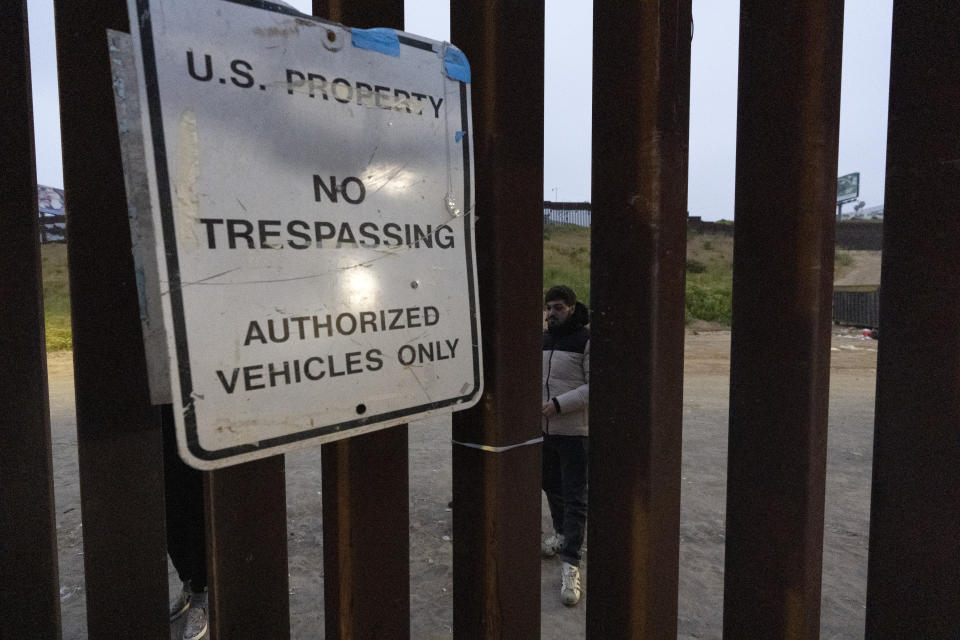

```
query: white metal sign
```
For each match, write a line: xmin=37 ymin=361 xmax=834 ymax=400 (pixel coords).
xmin=127 ymin=0 xmax=481 ymax=469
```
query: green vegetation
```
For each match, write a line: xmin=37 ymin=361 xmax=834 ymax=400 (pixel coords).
xmin=41 ymin=243 xmax=72 ymax=351
xmin=543 ymin=224 xmax=592 ymax=307
xmin=38 ymin=224 xmax=861 ymax=351
xmin=684 ymin=279 xmax=733 ymax=324
xmin=685 ymin=260 xmax=707 ymax=274
xmin=41 ymin=224 xmax=735 ymax=354
xmin=544 ymin=225 xmax=734 ymax=325
xmin=684 ymin=231 xmax=734 ymax=323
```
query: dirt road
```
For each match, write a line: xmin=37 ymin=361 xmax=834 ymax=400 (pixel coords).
xmin=835 ymin=250 xmax=883 ymax=287
xmin=46 ymin=328 xmax=878 ymax=639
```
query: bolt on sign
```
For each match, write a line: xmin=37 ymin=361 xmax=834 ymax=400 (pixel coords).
xmin=125 ymin=0 xmax=482 ymax=469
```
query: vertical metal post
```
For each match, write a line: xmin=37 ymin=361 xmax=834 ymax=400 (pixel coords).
xmin=206 ymin=459 xmax=290 ymax=638
xmin=314 ymin=0 xmax=402 ymax=22
xmin=588 ymin=1 xmax=691 ymax=637
xmin=0 ymin=2 xmax=62 ymax=637
xmin=321 ymin=430 xmax=409 ymax=639
xmin=449 ymin=1 xmax=544 ymax=637
xmin=723 ymin=3 xmax=844 ymax=638
xmin=865 ymin=4 xmax=960 ymax=637
xmin=53 ymin=1 xmax=169 ymax=636
xmin=311 ymin=2 xmax=411 ymax=638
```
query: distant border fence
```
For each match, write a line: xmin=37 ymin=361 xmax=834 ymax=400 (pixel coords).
xmin=39 ymin=212 xmax=66 ymax=243
xmin=833 ymin=286 xmax=881 ymax=329
xmin=547 ymin=208 xmax=884 ymax=251
xmin=834 ymin=220 xmax=884 ymax=250
xmin=544 ymin=200 xmax=592 ymax=227
xmin=687 ymin=216 xmax=735 ymax=237
xmin=37 ymin=197 xmax=885 ymax=249
xmin=37 ymin=185 xmax=66 ymax=243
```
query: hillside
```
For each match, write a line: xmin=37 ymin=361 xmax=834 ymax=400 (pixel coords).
xmin=41 ymin=243 xmax=71 ymax=351
xmin=834 ymin=250 xmax=882 ymax=287
xmin=543 ymin=224 xmax=591 ymax=305
xmin=543 ymin=225 xmax=880 ymax=326
xmin=543 ymin=225 xmax=735 ymax=324
xmin=39 ymin=230 xmax=878 ymax=351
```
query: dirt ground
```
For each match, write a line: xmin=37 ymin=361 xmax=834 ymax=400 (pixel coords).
xmin=46 ymin=326 xmax=878 ymax=639
xmin=834 ymin=250 xmax=883 ymax=287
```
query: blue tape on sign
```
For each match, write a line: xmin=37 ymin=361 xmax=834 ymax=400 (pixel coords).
xmin=444 ymin=46 xmax=471 ymax=83
xmin=455 ymin=131 xmax=466 ymax=143
xmin=351 ymin=28 xmax=400 ymax=57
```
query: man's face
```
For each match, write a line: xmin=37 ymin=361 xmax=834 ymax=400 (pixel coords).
xmin=545 ymin=299 xmax=574 ymax=328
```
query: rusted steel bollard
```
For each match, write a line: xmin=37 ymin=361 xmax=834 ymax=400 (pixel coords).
xmin=723 ymin=3 xmax=844 ymax=638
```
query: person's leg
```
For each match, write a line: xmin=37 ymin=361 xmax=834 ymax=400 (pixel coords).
xmin=557 ymin=435 xmax=588 ymax=566
xmin=162 ymin=406 xmax=209 ymax=637
xmin=555 ymin=435 xmax=588 ymax=606
xmin=162 ymin=405 xmax=207 ymax=589
xmin=541 ymin=434 xmax=565 ymax=535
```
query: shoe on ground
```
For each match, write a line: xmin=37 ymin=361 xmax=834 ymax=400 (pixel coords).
xmin=169 ymin=582 xmax=192 ymax=622
xmin=181 ymin=591 xmax=208 ymax=640
xmin=541 ymin=533 xmax=564 ymax=557
xmin=560 ymin=562 xmax=581 ymax=606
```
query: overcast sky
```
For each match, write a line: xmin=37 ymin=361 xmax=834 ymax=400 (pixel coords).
xmin=27 ymin=0 xmax=892 ymax=221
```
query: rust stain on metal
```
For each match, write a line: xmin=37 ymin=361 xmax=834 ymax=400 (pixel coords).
xmin=588 ymin=0 xmax=691 ymax=637
xmin=865 ymin=3 xmax=960 ymax=636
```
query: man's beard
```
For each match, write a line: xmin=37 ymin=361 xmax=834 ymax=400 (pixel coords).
xmin=547 ymin=315 xmax=569 ymax=332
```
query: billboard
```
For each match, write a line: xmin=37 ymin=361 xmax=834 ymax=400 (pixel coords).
xmin=837 ymin=172 xmax=860 ymax=203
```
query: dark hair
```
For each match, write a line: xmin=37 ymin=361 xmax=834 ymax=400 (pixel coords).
xmin=545 ymin=285 xmax=577 ymax=306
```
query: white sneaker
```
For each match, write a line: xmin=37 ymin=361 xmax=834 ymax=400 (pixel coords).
xmin=169 ymin=582 xmax=191 ymax=622
xmin=181 ymin=591 xmax=208 ymax=640
xmin=541 ymin=533 xmax=564 ymax=557
xmin=560 ymin=562 xmax=581 ymax=606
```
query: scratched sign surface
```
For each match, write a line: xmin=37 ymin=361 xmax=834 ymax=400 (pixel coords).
xmin=127 ymin=0 xmax=481 ymax=469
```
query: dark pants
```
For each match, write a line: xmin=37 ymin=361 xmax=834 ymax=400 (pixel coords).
xmin=162 ymin=404 xmax=207 ymax=590
xmin=542 ymin=433 xmax=588 ymax=566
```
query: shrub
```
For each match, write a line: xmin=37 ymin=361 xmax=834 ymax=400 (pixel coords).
xmin=685 ymin=281 xmax=732 ymax=324
xmin=835 ymin=251 xmax=854 ymax=267
xmin=686 ymin=260 xmax=707 ymax=274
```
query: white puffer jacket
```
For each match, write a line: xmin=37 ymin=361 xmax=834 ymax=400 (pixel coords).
xmin=541 ymin=303 xmax=590 ymax=437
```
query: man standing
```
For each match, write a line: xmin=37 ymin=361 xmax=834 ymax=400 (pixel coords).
xmin=541 ymin=285 xmax=590 ymax=606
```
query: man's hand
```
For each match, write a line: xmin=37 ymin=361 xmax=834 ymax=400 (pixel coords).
xmin=541 ymin=401 xmax=558 ymax=419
